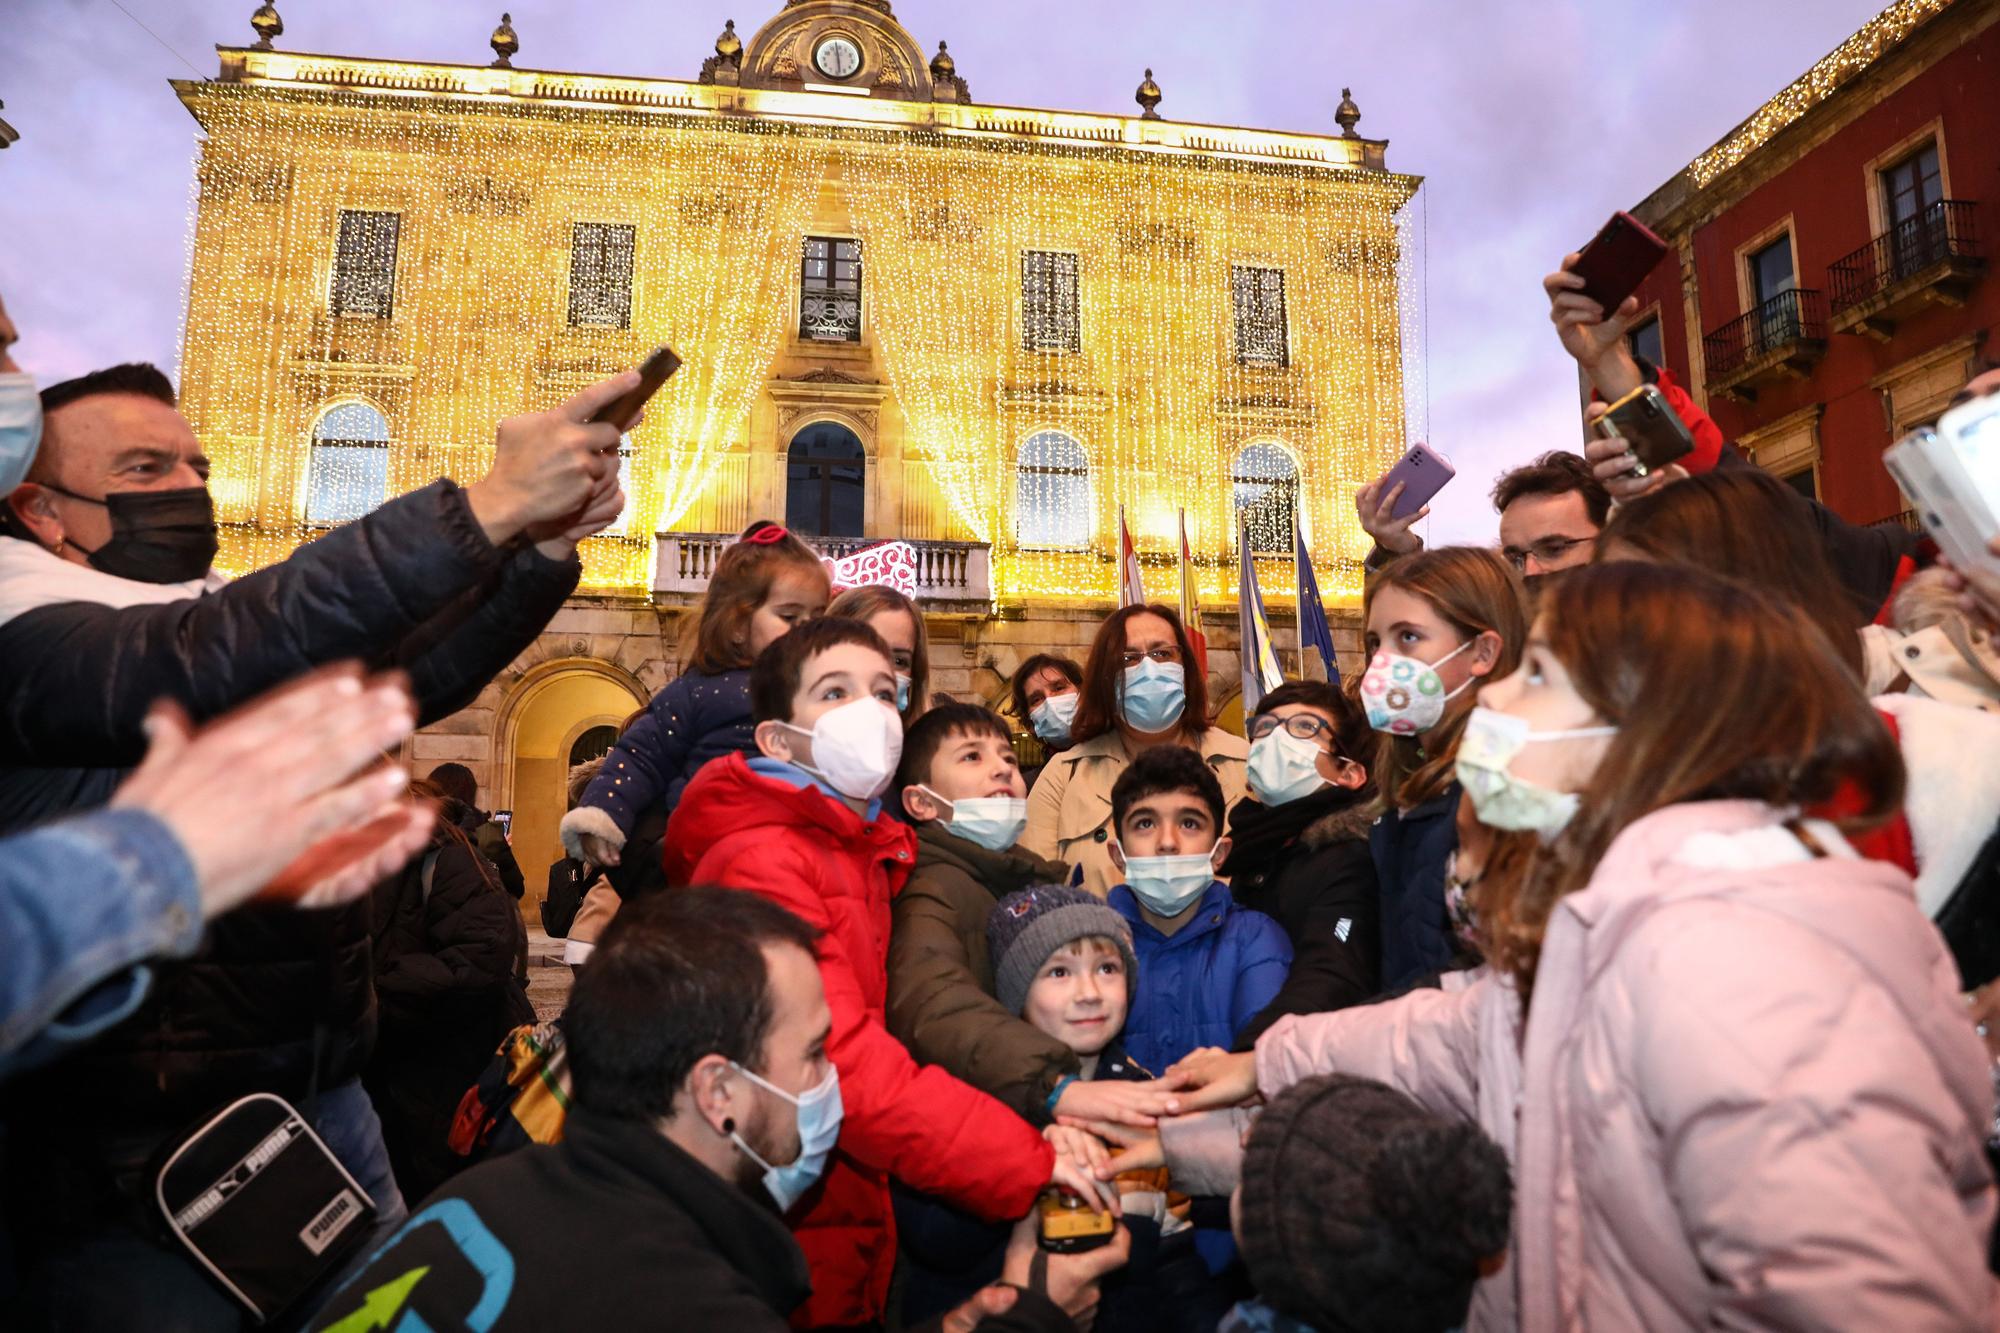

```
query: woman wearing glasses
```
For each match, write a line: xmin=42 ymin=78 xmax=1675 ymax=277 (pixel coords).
xmin=1021 ymin=603 xmax=1248 ymax=897
xmin=1219 ymin=681 xmax=1382 ymax=1047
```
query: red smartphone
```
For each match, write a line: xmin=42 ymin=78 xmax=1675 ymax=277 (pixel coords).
xmin=589 ymin=345 xmax=682 ymax=432
xmin=1377 ymin=442 xmax=1456 ymax=520
xmin=1567 ymin=212 xmax=1669 ymax=313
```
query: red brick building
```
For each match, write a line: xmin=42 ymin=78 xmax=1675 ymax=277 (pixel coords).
xmin=1623 ymin=0 xmax=1996 ymax=525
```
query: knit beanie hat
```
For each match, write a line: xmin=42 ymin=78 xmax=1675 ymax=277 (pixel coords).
xmin=987 ymin=883 xmax=1137 ymax=1017
xmin=1237 ymin=1074 xmax=1512 ymax=1333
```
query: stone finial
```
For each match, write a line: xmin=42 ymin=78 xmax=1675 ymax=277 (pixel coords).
xmin=490 ymin=12 xmax=519 ymax=68
xmin=1136 ymin=68 xmax=1162 ymax=120
xmin=249 ymin=2 xmax=283 ymax=51
xmin=930 ymin=40 xmax=956 ymax=81
xmin=715 ymin=19 xmax=742 ymax=65
xmin=1335 ymin=87 xmax=1361 ymax=138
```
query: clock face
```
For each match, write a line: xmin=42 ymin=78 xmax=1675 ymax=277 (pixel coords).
xmin=814 ymin=36 xmax=862 ymax=79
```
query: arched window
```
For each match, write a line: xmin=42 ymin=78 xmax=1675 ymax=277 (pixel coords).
xmin=569 ymin=724 xmax=618 ymax=768
xmin=1233 ymin=442 xmax=1298 ymax=555
xmin=1015 ymin=430 xmax=1091 ymax=549
xmin=785 ymin=421 xmax=866 ymax=538
xmin=306 ymin=401 xmax=390 ymax=525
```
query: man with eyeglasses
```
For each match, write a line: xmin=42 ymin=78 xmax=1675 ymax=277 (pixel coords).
xmin=1357 ymin=449 xmax=1610 ymax=580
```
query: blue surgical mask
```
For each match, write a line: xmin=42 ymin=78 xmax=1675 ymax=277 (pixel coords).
xmin=923 ymin=787 xmax=1028 ymax=852
xmin=1030 ymin=692 xmax=1078 ymax=745
xmin=0 ymin=372 xmax=42 ymax=493
xmin=1120 ymin=660 xmax=1187 ymax=733
xmin=729 ymin=1061 xmax=844 ymax=1213
xmin=1119 ymin=847 xmax=1217 ymax=917
xmin=896 ymin=672 xmax=913 ymax=713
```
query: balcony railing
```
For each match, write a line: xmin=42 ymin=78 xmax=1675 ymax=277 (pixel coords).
xmin=1702 ymin=288 xmax=1828 ymax=389
xmin=1828 ymin=201 xmax=1984 ymax=338
xmin=799 ymin=285 xmax=862 ymax=342
xmin=656 ymin=533 xmax=992 ymax=606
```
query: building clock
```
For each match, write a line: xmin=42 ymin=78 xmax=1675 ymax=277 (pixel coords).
xmin=813 ymin=36 xmax=862 ymax=79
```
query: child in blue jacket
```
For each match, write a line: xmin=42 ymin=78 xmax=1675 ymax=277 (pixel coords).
xmin=1104 ymin=746 xmax=1291 ymax=1075
xmin=560 ymin=521 xmax=827 ymax=872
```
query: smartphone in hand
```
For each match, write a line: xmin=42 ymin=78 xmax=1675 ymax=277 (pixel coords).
xmin=1568 ymin=212 xmax=1669 ymax=314
xmin=589 ymin=346 xmax=682 ymax=432
xmin=1377 ymin=442 xmax=1457 ymax=520
xmin=1596 ymin=384 xmax=1694 ymax=477
xmin=1037 ymin=1190 xmax=1117 ymax=1254
xmin=1885 ymin=393 xmax=2000 ymax=577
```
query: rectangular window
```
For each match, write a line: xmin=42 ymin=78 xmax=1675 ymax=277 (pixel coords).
xmin=1231 ymin=265 xmax=1289 ymax=369
xmin=1882 ymin=142 xmax=1945 ymax=277
xmin=568 ymin=222 xmax=636 ymax=329
xmin=1748 ymin=234 xmax=1799 ymax=349
xmin=800 ymin=237 xmax=862 ymax=342
xmin=331 ymin=209 xmax=400 ymax=319
xmin=1021 ymin=251 xmax=1081 ymax=353
xmin=1627 ymin=315 xmax=1664 ymax=370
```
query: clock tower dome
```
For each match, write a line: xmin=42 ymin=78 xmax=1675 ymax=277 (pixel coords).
xmin=708 ymin=0 xmax=962 ymax=102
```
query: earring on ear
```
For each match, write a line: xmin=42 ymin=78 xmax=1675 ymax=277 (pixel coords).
xmin=722 ymin=1117 xmax=735 ymax=1135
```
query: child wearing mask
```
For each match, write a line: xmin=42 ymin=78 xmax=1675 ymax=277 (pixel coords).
xmin=1360 ymin=547 xmax=1524 ymax=991
xmin=828 ymin=584 xmax=930 ymax=724
xmin=663 ymin=618 xmax=1101 ymax=1330
xmin=887 ymin=704 xmax=1183 ymax=1130
xmin=895 ymin=883 xmax=1228 ymax=1332
xmin=1170 ymin=563 xmax=1998 ymax=1330
xmin=562 ymin=520 xmax=828 ymax=872
xmin=1023 ymin=604 xmax=1248 ymax=897
xmin=1222 ymin=682 xmax=1381 ymax=1046
xmin=1105 ymin=746 xmax=1291 ymax=1076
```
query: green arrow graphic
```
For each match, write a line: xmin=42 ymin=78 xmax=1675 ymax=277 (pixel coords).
xmin=323 ymin=1265 xmax=430 ymax=1333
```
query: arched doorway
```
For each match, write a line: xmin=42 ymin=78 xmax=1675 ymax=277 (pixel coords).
xmin=498 ymin=663 xmax=646 ymax=910
xmin=785 ymin=421 xmax=866 ymax=537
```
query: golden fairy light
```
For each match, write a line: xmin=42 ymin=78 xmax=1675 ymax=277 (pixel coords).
xmin=173 ymin=45 xmax=1422 ymax=605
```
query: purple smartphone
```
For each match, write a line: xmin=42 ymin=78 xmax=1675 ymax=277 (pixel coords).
xmin=1378 ymin=442 xmax=1456 ymax=520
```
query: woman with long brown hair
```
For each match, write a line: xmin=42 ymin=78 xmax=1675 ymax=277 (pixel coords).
xmin=1169 ymin=564 xmax=1995 ymax=1330
xmin=1359 ymin=547 xmax=1525 ymax=990
xmin=1021 ymin=602 xmax=1247 ymax=896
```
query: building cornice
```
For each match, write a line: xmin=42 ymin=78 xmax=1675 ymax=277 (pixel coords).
xmin=175 ymin=47 xmax=1413 ymax=187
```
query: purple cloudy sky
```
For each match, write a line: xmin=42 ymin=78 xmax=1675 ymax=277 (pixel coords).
xmin=0 ymin=0 xmax=1887 ymax=542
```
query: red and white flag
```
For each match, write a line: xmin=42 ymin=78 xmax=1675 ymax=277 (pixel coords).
xmin=1118 ymin=504 xmax=1146 ymax=607
xmin=1177 ymin=508 xmax=1209 ymax=678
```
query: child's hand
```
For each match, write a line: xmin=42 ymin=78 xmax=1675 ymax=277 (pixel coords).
xmin=577 ymin=831 xmax=622 ymax=869
xmin=1057 ymin=1115 xmax=1164 ymax=1178
xmin=1163 ymin=1048 xmax=1259 ymax=1114
xmin=1052 ymin=1075 xmax=1189 ymax=1128
xmin=1044 ymin=1123 xmax=1110 ymax=1180
xmin=1047 ymin=1152 xmax=1121 ymax=1217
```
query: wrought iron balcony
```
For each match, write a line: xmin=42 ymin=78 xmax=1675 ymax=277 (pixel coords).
xmin=1702 ymin=288 xmax=1828 ymax=401
xmin=655 ymin=533 xmax=992 ymax=609
xmin=1829 ymin=200 xmax=1984 ymax=340
xmin=799 ymin=285 xmax=862 ymax=342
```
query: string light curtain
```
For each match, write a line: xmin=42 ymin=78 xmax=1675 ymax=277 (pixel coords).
xmin=178 ymin=87 xmax=825 ymax=590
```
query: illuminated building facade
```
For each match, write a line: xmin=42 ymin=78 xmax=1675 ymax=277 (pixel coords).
xmin=172 ymin=0 xmax=1423 ymax=890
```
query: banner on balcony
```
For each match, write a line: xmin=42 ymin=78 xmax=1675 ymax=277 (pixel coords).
xmin=824 ymin=540 xmax=920 ymax=600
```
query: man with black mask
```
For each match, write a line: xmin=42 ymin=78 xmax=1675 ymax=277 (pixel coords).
xmin=0 ymin=356 xmax=637 ymax=1330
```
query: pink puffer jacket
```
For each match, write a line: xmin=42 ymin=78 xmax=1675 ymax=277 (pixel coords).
xmin=1257 ymin=801 xmax=1999 ymax=1331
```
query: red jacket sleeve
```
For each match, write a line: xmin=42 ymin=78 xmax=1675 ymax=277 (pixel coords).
xmin=691 ymin=833 xmax=1055 ymax=1221
xmin=1650 ymin=367 xmax=1725 ymax=476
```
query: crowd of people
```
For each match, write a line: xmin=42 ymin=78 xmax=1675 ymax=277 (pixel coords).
xmin=4 ymin=245 xmax=2000 ymax=1333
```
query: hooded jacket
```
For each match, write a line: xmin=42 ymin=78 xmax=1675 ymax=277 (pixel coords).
xmin=1221 ymin=789 xmax=1381 ymax=1047
xmin=886 ymin=822 xmax=1080 ymax=1125
xmin=665 ymin=753 xmax=1056 ymax=1328
xmin=1110 ymin=880 xmax=1291 ymax=1075
xmin=1256 ymin=802 xmax=2000 ymax=1331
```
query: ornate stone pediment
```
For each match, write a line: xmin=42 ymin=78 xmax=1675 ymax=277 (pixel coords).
xmin=733 ymin=0 xmax=929 ymax=101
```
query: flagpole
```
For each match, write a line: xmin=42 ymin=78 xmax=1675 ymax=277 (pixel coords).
xmin=1292 ymin=503 xmax=1307 ymax=681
